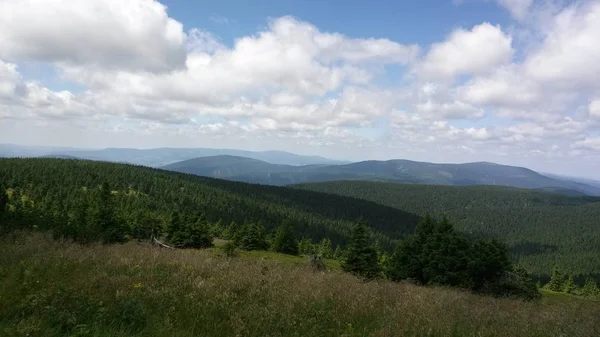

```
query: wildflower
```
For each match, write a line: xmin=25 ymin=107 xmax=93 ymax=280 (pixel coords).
xmin=133 ymin=282 xmax=143 ymax=289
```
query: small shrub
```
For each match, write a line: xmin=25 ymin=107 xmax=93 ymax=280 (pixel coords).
xmin=309 ymin=254 xmax=326 ymax=271
xmin=222 ymin=241 xmax=239 ymax=258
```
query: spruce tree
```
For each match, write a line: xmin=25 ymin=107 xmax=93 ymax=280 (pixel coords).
xmin=342 ymin=219 xmax=381 ymax=279
xmin=184 ymin=214 xmax=213 ymax=248
xmin=0 ymin=185 xmax=7 ymax=216
xmin=563 ymin=275 xmax=577 ymax=294
xmin=548 ymin=267 xmax=565 ymax=292
xmin=271 ymin=223 xmax=299 ymax=255
xmin=319 ymin=238 xmax=333 ymax=258
xmin=581 ymin=278 xmax=599 ymax=297
xmin=237 ymin=222 xmax=269 ymax=251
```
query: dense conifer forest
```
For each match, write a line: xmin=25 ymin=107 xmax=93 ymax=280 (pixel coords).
xmin=1 ymin=158 xmax=598 ymax=295
xmin=294 ymin=181 xmax=600 ymax=281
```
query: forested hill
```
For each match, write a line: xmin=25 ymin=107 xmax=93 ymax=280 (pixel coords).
xmin=294 ymin=181 xmax=600 ymax=279
xmin=0 ymin=158 xmax=419 ymax=248
xmin=161 ymin=156 xmax=600 ymax=196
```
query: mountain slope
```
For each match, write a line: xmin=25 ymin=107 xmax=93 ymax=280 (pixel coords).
xmin=0 ymin=158 xmax=417 ymax=248
xmin=294 ymin=180 xmax=600 ymax=279
xmin=50 ymin=147 xmax=347 ymax=167
xmin=162 ymin=156 xmax=600 ymax=196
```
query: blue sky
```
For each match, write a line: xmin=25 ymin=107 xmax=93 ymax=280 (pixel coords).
xmin=0 ymin=0 xmax=599 ymax=178
xmin=162 ymin=0 xmax=511 ymax=45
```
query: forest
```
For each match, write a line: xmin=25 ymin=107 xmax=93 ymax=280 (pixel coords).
xmin=1 ymin=158 xmax=598 ymax=294
xmin=294 ymin=181 xmax=600 ymax=282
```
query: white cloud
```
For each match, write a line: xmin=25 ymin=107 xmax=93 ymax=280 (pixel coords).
xmin=590 ymin=99 xmax=600 ymax=118
xmin=416 ymin=23 xmax=513 ymax=81
xmin=523 ymin=1 xmax=600 ymax=89
xmin=0 ymin=0 xmax=187 ymax=72
xmin=574 ymin=138 xmax=600 ymax=152
xmin=1 ymin=0 xmax=600 ymax=178
xmin=496 ymin=0 xmax=534 ymax=20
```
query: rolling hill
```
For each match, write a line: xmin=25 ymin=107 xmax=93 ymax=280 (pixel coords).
xmin=0 ymin=158 xmax=417 ymax=248
xmin=2 ymin=158 xmax=600 ymax=281
xmin=0 ymin=144 xmax=348 ymax=167
xmin=294 ymin=180 xmax=600 ymax=279
xmin=162 ymin=156 xmax=600 ymax=196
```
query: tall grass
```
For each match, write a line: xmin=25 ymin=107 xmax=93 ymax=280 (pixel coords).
xmin=1 ymin=233 xmax=598 ymax=337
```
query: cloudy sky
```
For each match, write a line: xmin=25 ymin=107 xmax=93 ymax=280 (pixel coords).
xmin=1 ymin=0 xmax=599 ymax=178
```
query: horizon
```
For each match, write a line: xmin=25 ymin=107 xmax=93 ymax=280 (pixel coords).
xmin=3 ymin=142 xmax=600 ymax=181
xmin=1 ymin=0 xmax=599 ymax=178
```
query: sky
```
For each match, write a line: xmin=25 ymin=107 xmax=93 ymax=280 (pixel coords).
xmin=1 ymin=0 xmax=599 ymax=179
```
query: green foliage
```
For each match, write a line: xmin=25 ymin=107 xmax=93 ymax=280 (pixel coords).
xmin=298 ymin=238 xmax=317 ymax=255
xmin=0 ymin=158 xmax=420 ymax=250
xmin=341 ymin=220 xmax=381 ymax=280
xmin=308 ymin=254 xmax=326 ymax=271
xmin=547 ymin=268 xmax=565 ymax=292
xmin=563 ymin=275 xmax=577 ymax=294
xmin=271 ymin=222 xmax=299 ymax=255
xmin=6 ymin=235 xmax=597 ymax=337
xmin=221 ymin=241 xmax=239 ymax=258
xmin=387 ymin=217 xmax=538 ymax=299
xmin=318 ymin=238 xmax=333 ymax=259
xmin=236 ymin=222 xmax=269 ymax=251
xmin=296 ymin=181 xmax=600 ymax=278
xmin=581 ymin=278 xmax=600 ymax=297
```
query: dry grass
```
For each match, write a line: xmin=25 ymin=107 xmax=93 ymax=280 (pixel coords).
xmin=1 ymin=233 xmax=598 ymax=337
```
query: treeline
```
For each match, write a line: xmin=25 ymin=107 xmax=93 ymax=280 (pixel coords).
xmin=0 ymin=158 xmax=420 ymax=249
xmin=295 ymin=181 xmax=600 ymax=280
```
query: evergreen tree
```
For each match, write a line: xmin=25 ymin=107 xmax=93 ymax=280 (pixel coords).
xmin=237 ymin=222 xmax=269 ymax=251
xmin=563 ymin=275 xmax=577 ymax=294
xmin=547 ymin=267 xmax=565 ymax=292
xmin=298 ymin=238 xmax=316 ymax=255
xmin=581 ymin=278 xmax=599 ymax=297
xmin=271 ymin=222 xmax=299 ymax=255
xmin=184 ymin=214 xmax=213 ymax=248
xmin=167 ymin=211 xmax=184 ymax=246
xmin=222 ymin=221 xmax=238 ymax=240
xmin=318 ymin=238 xmax=333 ymax=258
xmin=95 ymin=182 xmax=127 ymax=243
xmin=0 ymin=185 xmax=7 ymax=216
xmin=333 ymin=245 xmax=343 ymax=260
xmin=341 ymin=219 xmax=381 ymax=279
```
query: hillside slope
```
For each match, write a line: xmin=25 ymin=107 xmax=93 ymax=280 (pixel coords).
xmin=0 ymin=144 xmax=347 ymax=167
xmin=3 ymin=234 xmax=597 ymax=337
xmin=0 ymin=158 xmax=418 ymax=248
xmin=294 ymin=181 xmax=600 ymax=278
xmin=162 ymin=157 xmax=600 ymax=196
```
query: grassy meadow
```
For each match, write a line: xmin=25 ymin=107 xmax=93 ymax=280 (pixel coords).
xmin=1 ymin=233 xmax=598 ymax=337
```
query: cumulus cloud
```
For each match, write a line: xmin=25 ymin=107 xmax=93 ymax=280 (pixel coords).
xmin=0 ymin=0 xmax=187 ymax=72
xmin=1 ymin=0 xmax=600 ymax=178
xmin=416 ymin=23 xmax=513 ymax=81
xmin=523 ymin=1 xmax=600 ymax=89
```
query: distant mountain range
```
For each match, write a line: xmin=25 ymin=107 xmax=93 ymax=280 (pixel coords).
xmin=0 ymin=144 xmax=348 ymax=167
xmin=3 ymin=143 xmax=599 ymax=196
xmin=162 ymin=155 xmax=600 ymax=196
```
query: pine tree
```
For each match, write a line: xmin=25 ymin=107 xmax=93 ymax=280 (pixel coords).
xmin=342 ymin=219 xmax=381 ymax=279
xmin=271 ymin=223 xmax=299 ymax=255
xmin=547 ymin=267 xmax=565 ymax=292
xmin=563 ymin=275 xmax=577 ymax=294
